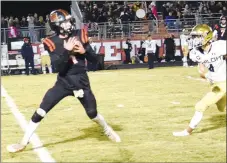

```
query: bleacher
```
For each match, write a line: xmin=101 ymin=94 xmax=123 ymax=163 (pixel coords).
xmin=70 ymin=1 xmax=222 ymax=40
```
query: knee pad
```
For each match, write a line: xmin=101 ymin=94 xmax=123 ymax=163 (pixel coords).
xmin=195 ymin=101 xmax=208 ymax=112
xmin=31 ymin=108 xmax=47 ymax=123
xmin=86 ymin=109 xmax=97 ymax=119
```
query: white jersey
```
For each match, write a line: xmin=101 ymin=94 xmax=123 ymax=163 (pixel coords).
xmin=39 ymin=44 xmax=49 ymax=56
xmin=189 ymin=40 xmax=226 ymax=83
xmin=143 ymin=40 xmax=157 ymax=54
xmin=180 ymin=34 xmax=189 ymax=46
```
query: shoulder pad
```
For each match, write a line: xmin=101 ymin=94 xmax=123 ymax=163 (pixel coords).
xmin=42 ymin=37 xmax=56 ymax=52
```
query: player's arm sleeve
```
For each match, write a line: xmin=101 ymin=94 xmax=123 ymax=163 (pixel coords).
xmin=83 ymin=43 xmax=98 ymax=63
xmin=197 ymin=63 xmax=206 ymax=79
xmin=43 ymin=43 xmax=70 ymax=75
xmin=189 ymin=49 xmax=199 ymax=62
xmin=79 ymin=28 xmax=98 ymax=63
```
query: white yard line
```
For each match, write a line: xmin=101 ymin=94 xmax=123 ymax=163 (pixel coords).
xmin=1 ymin=86 xmax=56 ymax=163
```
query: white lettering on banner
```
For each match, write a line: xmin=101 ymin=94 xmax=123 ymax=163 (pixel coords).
xmin=4 ymin=39 xmax=182 ymax=65
xmin=102 ymin=42 xmax=122 ymax=61
xmin=92 ymin=38 xmax=181 ymax=61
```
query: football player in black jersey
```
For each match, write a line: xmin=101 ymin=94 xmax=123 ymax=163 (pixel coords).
xmin=213 ymin=16 xmax=227 ymax=40
xmin=7 ymin=9 xmax=121 ymax=153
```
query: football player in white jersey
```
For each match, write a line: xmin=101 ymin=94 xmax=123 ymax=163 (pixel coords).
xmin=173 ymin=24 xmax=226 ymax=137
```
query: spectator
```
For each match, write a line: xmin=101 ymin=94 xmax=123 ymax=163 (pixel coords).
xmin=165 ymin=12 xmax=176 ymax=29
xmin=1 ymin=16 xmax=8 ymax=43
xmin=8 ymin=21 xmax=18 ymax=38
xmin=9 ymin=16 xmax=14 ymax=26
xmin=27 ymin=14 xmax=37 ymax=42
xmin=97 ymin=12 xmax=108 ymax=38
xmin=34 ymin=13 xmax=39 ymax=26
xmin=1 ymin=16 xmax=8 ymax=28
xmin=20 ymin=16 xmax=28 ymax=27
xmin=123 ymin=38 xmax=132 ymax=64
xmin=45 ymin=15 xmax=54 ymax=36
xmin=149 ymin=2 xmax=158 ymax=21
xmin=161 ymin=4 xmax=168 ymax=20
xmin=37 ymin=16 xmax=45 ymax=26
xmin=21 ymin=38 xmax=35 ymax=75
xmin=120 ymin=12 xmax=130 ymax=36
xmin=223 ymin=7 xmax=227 ymax=16
xmin=164 ymin=34 xmax=176 ymax=62
xmin=14 ymin=17 xmax=20 ymax=28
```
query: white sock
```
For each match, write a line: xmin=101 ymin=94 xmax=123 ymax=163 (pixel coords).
xmin=183 ymin=56 xmax=187 ymax=62
xmin=48 ymin=66 xmax=52 ymax=74
xmin=21 ymin=120 xmax=40 ymax=146
xmin=92 ymin=114 xmax=108 ymax=131
xmin=189 ymin=111 xmax=203 ymax=129
xmin=42 ymin=67 xmax=46 ymax=74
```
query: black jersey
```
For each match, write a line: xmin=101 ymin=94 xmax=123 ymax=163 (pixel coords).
xmin=42 ymin=29 xmax=97 ymax=90
xmin=213 ymin=24 xmax=227 ymax=40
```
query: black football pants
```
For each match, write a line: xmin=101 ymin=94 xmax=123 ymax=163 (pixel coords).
xmin=31 ymin=74 xmax=97 ymax=122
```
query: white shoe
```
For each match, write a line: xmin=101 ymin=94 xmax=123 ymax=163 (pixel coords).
xmin=7 ymin=143 xmax=26 ymax=153
xmin=173 ymin=129 xmax=190 ymax=137
xmin=104 ymin=126 xmax=121 ymax=142
xmin=183 ymin=62 xmax=188 ymax=67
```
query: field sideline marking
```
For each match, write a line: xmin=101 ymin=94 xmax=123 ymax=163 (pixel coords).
xmin=1 ymin=86 xmax=56 ymax=163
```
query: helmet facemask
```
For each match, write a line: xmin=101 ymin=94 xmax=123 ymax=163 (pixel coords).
xmin=190 ymin=24 xmax=213 ymax=50
xmin=59 ymin=18 xmax=75 ymax=35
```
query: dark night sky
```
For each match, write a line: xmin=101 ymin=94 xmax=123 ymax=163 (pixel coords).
xmin=1 ymin=1 xmax=71 ymax=18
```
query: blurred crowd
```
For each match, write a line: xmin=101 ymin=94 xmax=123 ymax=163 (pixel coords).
xmin=79 ymin=1 xmax=158 ymax=24
xmin=2 ymin=1 xmax=227 ymax=43
xmin=79 ymin=1 xmax=227 ymax=24
xmin=162 ymin=1 xmax=227 ymax=29
xmin=1 ymin=13 xmax=54 ymax=43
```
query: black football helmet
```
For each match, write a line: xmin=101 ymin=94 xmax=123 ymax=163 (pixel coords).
xmin=49 ymin=9 xmax=76 ymax=35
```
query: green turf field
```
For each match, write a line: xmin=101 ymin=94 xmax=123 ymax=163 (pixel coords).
xmin=1 ymin=67 xmax=226 ymax=162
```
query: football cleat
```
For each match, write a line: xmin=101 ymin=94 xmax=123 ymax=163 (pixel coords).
xmin=7 ymin=143 xmax=26 ymax=153
xmin=173 ymin=129 xmax=190 ymax=137
xmin=104 ymin=126 xmax=121 ymax=142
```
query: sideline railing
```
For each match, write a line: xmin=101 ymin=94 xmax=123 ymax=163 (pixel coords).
xmin=1 ymin=17 xmax=220 ymax=43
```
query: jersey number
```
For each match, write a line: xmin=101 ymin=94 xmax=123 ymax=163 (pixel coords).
xmin=221 ymin=29 xmax=226 ymax=37
xmin=209 ymin=64 xmax=214 ymax=72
